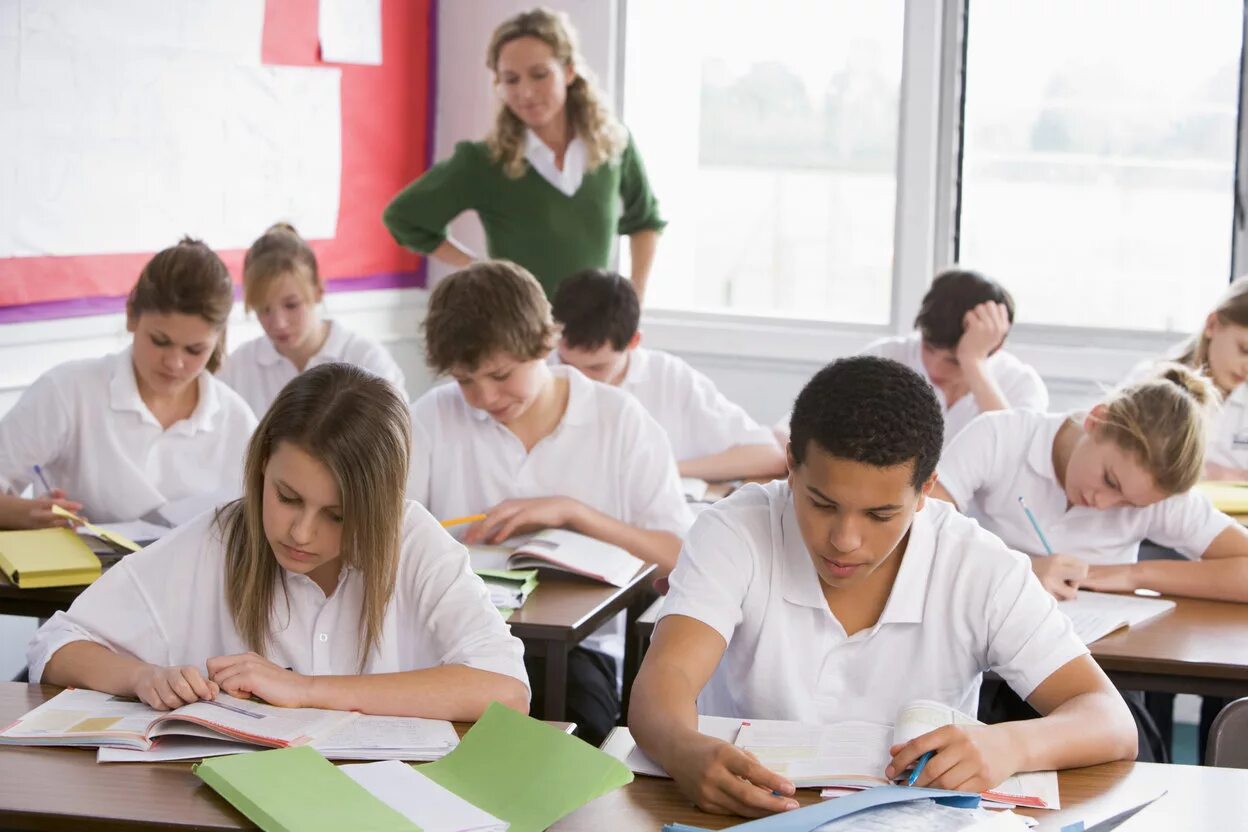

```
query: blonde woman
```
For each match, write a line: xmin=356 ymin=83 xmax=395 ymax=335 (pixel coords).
xmin=219 ymin=223 xmax=407 ymax=417
xmin=932 ymin=364 xmax=1248 ymax=603
xmin=30 ymin=363 xmax=529 ymax=720
xmin=1126 ymin=276 xmax=1248 ymax=480
xmin=383 ymin=7 xmax=664 ymax=301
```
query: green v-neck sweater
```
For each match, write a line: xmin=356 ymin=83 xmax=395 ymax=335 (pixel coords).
xmin=383 ymin=134 xmax=666 ymax=297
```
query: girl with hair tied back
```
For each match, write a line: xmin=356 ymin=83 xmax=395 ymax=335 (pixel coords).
xmin=932 ymin=363 xmax=1248 ymax=604
xmin=383 ymin=7 xmax=666 ymax=301
xmin=1127 ymin=275 xmax=1248 ymax=481
xmin=0 ymin=237 xmax=256 ymax=528
xmin=218 ymin=223 xmax=407 ymax=418
xmin=30 ymin=363 xmax=529 ymax=719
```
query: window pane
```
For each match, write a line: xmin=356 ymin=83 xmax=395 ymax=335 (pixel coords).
xmin=623 ymin=0 xmax=904 ymax=323
xmin=959 ymin=0 xmax=1241 ymax=332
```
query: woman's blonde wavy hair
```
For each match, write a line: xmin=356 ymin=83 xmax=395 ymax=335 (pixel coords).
xmin=485 ymin=7 xmax=627 ymax=179
xmin=1095 ymin=362 xmax=1220 ymax=494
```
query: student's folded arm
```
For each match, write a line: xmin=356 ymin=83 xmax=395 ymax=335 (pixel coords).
xmin=381 ymin=142 xmax=479 ymax=259
xmin=303 ymin=666 xmax=528 ymax=721
xmin=677 ymin=443 xmax=786 ymax=482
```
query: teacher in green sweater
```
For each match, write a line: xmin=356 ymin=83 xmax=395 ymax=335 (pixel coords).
xmin=383 ymin=7 xmax=665 ymax=302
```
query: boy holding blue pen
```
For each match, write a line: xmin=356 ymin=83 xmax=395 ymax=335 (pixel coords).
xmin=629 ymin=357 xmax=1136 ymax=818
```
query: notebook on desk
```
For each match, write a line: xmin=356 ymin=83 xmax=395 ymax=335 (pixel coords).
xmin=1058 ymin=590 xmax=1175 ymax=644
xmin=0 ymin=527 xmax=101 ymax=588
xmin=469 ymin=529 xmax=644 ymax=588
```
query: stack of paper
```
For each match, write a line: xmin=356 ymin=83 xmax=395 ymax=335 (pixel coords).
xmin=474 ymin=567 xmax=539 ymax=614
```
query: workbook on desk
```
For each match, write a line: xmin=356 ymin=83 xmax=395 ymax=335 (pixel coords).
xmin=1195 ymin=480 xmax=1248 ymax=514
xmin=473 ymin=567 xmax=539 ymax=613
xmin=1058 ymin=590 xmax=1175 ymax=645
xmin=469 ymin=529 xmax=644 ymax=587
xmin=0 ymin=527 xmax=101 ymax=588
xmin=0 ymin=688 xmax=354 ymax=752
xmin=603 ymin=702 xmax=1059 ymax=810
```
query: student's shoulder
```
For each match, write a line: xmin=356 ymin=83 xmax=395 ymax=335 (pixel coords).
xmin=409 ymin=380 xmax=468 ymax=425
xmin=33 ymin=353 xmax=116 ymax=392
xmin=205 ymin=373 xmax=259 ymax=426
xmin=395 ymin=499 xmax=466 ymax=575
xmin=960 ymin=406 xmax=1050 ymax=440
xmin=923 ymin=498 xmax=1030 ymax=576
xmin=119 ymin=508 xmax=229 ymax=581
xmin=692 ymin=480 xmax=786 ymax=549
xmin=225 ymin=334 xmax=268 ymax=362
xmin=990 ymin=348 xmax=1044 ymax=382
xmin=447 ymin=140 xmax=499 ymax=172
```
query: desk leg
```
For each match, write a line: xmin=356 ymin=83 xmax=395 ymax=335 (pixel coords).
xmin=543 ymin=641 xmax=568 ymax=721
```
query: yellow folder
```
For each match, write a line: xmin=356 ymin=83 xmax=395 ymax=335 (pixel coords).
xmin=0 ymin=528 xmax=102 ymax=589
xmin=1196 ymin=481 xmax=1248 ymax=515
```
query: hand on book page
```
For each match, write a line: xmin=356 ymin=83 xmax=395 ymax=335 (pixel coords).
xmin=463 ymin=496 xmax=580 ymax=545
xmin=207 ymin=652 xmax=311 ymax=708
xmin=887 ymin=714 xmax=1020 ymax=795
xmin=133 ymin=664 xmax=219 ymax=711
xmin=662 ymin=729 xmax=800 ymax=818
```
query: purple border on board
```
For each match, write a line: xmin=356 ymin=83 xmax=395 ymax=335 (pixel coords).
xmin=0 ymin=270 xmax=424 ymax=325
xmin=418 ymin=0 xmax=440 ymax=289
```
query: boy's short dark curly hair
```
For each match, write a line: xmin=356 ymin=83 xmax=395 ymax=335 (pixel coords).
xmin=551 ymin=269 xmax=640 ymax=351
xmin=914 ymin=268 xmax=1015 ymax=350
xmin=789 ymin=356 xmax=943 ymax=488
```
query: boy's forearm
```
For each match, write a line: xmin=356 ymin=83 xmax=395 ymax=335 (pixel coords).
xmin=678 ymin=444 xmax=786 ymax=482
xmin=1010 ymin=690 xmax=1137 ymax=772
xmin=963 ymin=359 xmax=1009 ymax=414
xmin=1131 ymin=558 xmax=1248 ymax=603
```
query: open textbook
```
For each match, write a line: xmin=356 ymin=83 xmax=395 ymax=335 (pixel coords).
xmin=602 ymin=703 xmax=1059 ymax=810
xmin=469 ymin=529 xmax=645 ymax=588
xmin=1058 ymin=590 xmax=1175 ymax=645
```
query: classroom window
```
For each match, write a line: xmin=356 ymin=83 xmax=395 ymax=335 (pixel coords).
xmin=622 ymin=0 xmax=905 ymax=323
xmin=957 ymin=0 xmax=1243 ymax=332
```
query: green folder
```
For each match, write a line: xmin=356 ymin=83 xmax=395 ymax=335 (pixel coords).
xmin=417 ymin=702 xmax=633 ymax=832
xmin=193 ymin=746 xmax=420 ymax=832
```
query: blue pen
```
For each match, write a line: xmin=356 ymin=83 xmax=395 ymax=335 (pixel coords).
xmin=32 ymin=464 xmax=52 ymax=495
xmin=907 ymin=750 xmax=932 ymax=786
xmin=1018 ymin=496 xmax=1054 ymax=556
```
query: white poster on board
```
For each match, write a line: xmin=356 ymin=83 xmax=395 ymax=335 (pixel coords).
xmin=319 ymin=0 xmax=383 ymax=66
xmin=0 ymin=0 xmax=343 ymax=259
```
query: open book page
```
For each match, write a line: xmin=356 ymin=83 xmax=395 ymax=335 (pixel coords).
xmin=601 ymin=715 xmax=744 ymax=777
xmin=735 ymin=718 xmax=894 ymax=788
xmin=1058 ymin=591 xmax=1176 ymax=645
xmin=511 ymin=529 xmax=645 ymax=587
xmin=148 ymin=693 xmax=357 ymax=747
xmin=893 ymin=700 xmax=1060 ymax=810
xmin=341 ymin=761 xmax=508 ymax=832
xmin=0 ymin=688 xmax=163 ymax=748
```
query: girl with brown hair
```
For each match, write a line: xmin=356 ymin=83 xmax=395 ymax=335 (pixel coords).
xmin=383 ymin=7 xmax=666 ymax=301
xmin=30 ymin=363 xmax=528 ymax=719
xmin=0 ymin=238 xmax=256 ymax=526
xmin=219 ymin=223 xmax=407 ymax=418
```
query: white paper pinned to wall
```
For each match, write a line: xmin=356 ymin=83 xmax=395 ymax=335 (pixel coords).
xmin=0 ymin=0 xmax=343 ymax=259
xmin=319 ymin=0 xmax=382 ymax=66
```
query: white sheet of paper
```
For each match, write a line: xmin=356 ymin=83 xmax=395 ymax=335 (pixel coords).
xmin=318 ymin=0 xmax=382 ymax=65
xmin=601 ymin=715 xmax=744 ymax=777
xmin=2 ymin=2 xmax=340 ymax=259
xmin=1058 ymin=591 xmax=1175 ymax=645
xmin=340 ymin=761 xmax=508 ymax=832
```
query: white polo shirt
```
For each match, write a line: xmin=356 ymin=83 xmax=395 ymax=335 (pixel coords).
xmin=408 ymin=366 xmax=694 ymax=662
xmin=616 ymin=348 xmax=776 ymax=462
xmin=861 ymin=332 xmax=1049 ymax=447
xmin=1124 ymin=358 xmax=1248 ymax=471
xmin=659 ymin=481 xmax=1085 ymax=722
xmin=937 ymin=410 xmax=1234 ymax=564
xmin=0 ymin=349 xmax=257 ymax=524
xmin=28 ymin=500 xmax=529 ymax=690
xmin=219 ymin=321 xmax=407 ymax=417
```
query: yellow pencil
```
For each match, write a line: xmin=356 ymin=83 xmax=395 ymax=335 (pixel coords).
xmin=440 ymin=513 xmax=487 ymax=528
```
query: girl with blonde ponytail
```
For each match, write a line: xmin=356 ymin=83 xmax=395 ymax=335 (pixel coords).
xmin=218 ymin=223 xmax=407 ymax=418
xmin=32 ymin=364 xmax=529 ymax=720
xmin=932 ymin=363 xmax=1248 ymax=604
xmin=383 ymin=7 xmax=666 ymax=300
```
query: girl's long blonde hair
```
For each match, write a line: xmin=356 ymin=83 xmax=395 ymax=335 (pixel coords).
xmin=1174 ymin=275 xmax=1248 ymax=370
xmin=1096 ymin=362 xmax=1220 ymax=494
xmin=217 ymin=363 xmax=411 ymax=670
xmin=485 ymin=7 xmax=627 ymax=179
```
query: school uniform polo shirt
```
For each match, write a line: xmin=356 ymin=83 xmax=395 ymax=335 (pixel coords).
xmin=937 ymin=410 xmax=1234 ymax=564
xmin=407 ymin=365 xmax=694 ymax=662
xmin=659 ymin=480 xmax=1084 ymax=722
xmin=616 ymin=348 xmax=776 ymax=462
xmin=28 ymin=501 xmax=528 ymax=689
xmin=0 ymin=348 xmax=257 ymax=524
xmin=861 ymin=332 xmax=1049 ymax=447
xmin=219 ymin=320 xmax=407 ymax=417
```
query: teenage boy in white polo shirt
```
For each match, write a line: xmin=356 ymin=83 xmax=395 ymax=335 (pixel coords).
xmin=408 ymin=259 xmax=694 ymax=747
xmin=629 ymin=356 xmax=1136 ymax=819
xmin=552 ymin=269 xmax=785 ymax=482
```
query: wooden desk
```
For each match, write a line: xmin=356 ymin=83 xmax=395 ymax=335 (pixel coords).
xmin=0 ymin=683 xmax=574 ymax=831
xmin=634 ymin=594 xmax=1248 ymax=699
xmin=0 ymin=571 xmax=78 ymax=619
xmin=506 ymin=565 xmax=657 ymax=721
xmin=1089 ymin=595 xmax=1248 ymax=698
xmin=4 ymin=685 xmax=1247 ymax=831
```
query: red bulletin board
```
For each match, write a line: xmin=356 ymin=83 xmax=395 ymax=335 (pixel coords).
xmin=0 ymin=0 xmax=432 ymax=321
